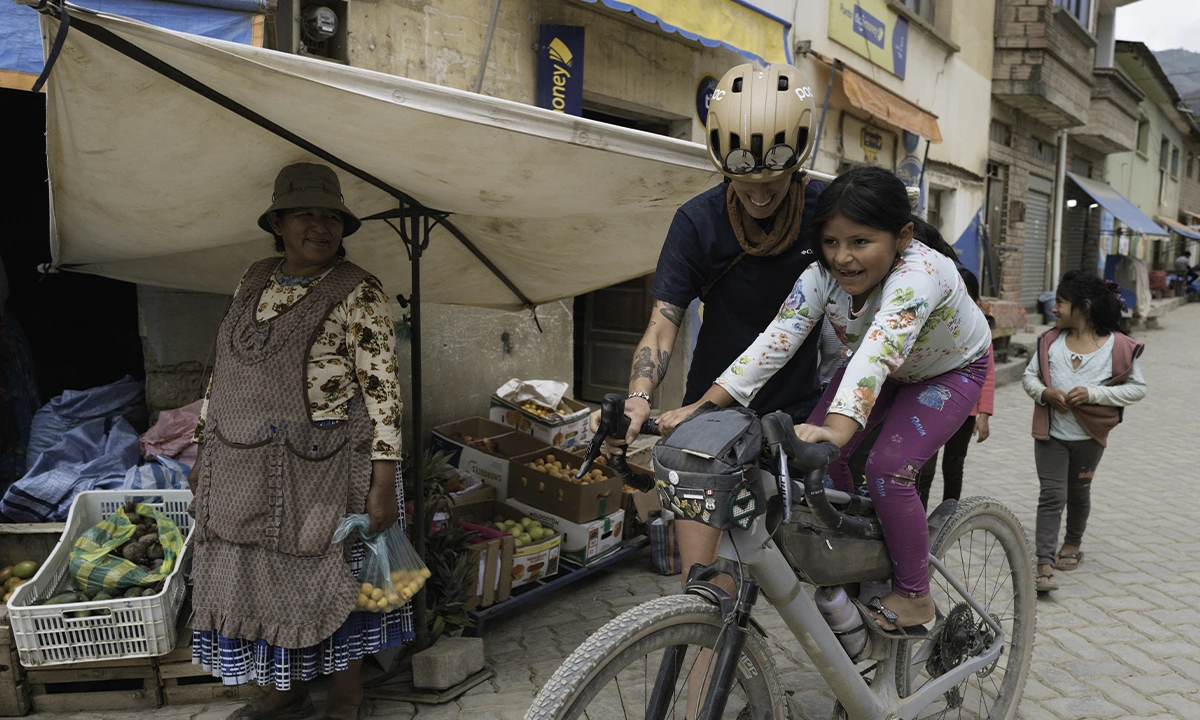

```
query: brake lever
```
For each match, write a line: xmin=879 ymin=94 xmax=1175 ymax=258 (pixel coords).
xmin=577 ymin=393 xmax=659 ymax=493
xmin=775 ymin=445 xmax=792 ymax=525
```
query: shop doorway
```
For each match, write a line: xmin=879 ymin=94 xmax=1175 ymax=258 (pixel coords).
xmin=1021 ymin=175 xmax=1053 ymax=313
xmin=1 ymin=88 xmax=144 ymax=403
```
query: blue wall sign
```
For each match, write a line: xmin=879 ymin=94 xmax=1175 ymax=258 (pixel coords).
xmin=696 ymin=74 xmax=718 ymax=127
xmin=537 ymin=25 xmax=585 ymax=116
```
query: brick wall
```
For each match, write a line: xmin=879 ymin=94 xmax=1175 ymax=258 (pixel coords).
xmin=988 ymin=104 xmax=1060 ymax=303
xmin=993 ymin=0 xmax=1096 ymax=129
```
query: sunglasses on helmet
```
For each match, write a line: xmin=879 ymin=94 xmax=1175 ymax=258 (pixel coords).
xmin=724 ymin=143 xmax=798 ymax=175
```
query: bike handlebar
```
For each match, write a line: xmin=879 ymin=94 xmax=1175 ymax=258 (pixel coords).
xmin=577 ymin=393 xmax=659 ymax=493
xmin=760 ymin=411 xmax=877 ymax=539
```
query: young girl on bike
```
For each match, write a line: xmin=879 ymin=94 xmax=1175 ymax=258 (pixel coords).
xmin=1021 ymin=271 xmax=1146 ymax=592
xmin=672 ymin=165 xmax=993 ymax=632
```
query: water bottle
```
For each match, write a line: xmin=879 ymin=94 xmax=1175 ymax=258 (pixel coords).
xmin=815 ymin=586 xmax=872 ymax=662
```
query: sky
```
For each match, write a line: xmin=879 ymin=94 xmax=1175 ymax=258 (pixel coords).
xmin=1115 ymin=0 xmax=1200 ymax=52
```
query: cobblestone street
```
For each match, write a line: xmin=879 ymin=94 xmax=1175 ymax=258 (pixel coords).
xmin=28 ymin=303 xmax=1200 ymax=720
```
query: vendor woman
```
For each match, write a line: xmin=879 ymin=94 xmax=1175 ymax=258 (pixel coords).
xmin=187 ymin=162 xmax=409 ymax=720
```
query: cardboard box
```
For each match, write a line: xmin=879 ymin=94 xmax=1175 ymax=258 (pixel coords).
xmin=505 ymin=498 xmax=624 ymax=566
xmin=489 ymin=395 xmax=592 ymax=450
xmin=450 ymin=501 xmax=561 ymax=589
xmin=464 ymin=533 xmax=514 ymax=610
xmin=508 ymin=448 xmax=625 ymax=523
xmin=431 ymin=418 xmax=551 ymax=500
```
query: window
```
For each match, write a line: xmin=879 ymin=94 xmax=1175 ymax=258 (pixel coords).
xmin=901 ymin=0 xmax=935 ymax=24
xmin=1070 ymin=156 xmax=1092 ymax=177
xmin=1136 ymin=118 xmax=1150 ymax=155
xmin=1189 ymin=154 xmax=1196 ymax=179
xmin=927 ymin=188 xmax=946 ymax=232
xmin=989 ymin=120 xmax=1012 ymax=147
xmin=1029 ymin=137 xmax=1057 ymax=164
xmin=1171 ymin=147 xmax=1180 ymax=177
xmin=1160 ymin=169 xmax=1169 ymax=207
xmin=1160 ymin=138 xmax=1171 ymax=170
xmin=1055 ymin=0 xmax=1090 ymax=28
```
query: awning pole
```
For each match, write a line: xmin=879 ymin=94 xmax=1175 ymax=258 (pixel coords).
xmin=809 ymin=58 xmax=838 ymax=170
xmin=1051 ymin=130 xmax=1068 ymax=287
xmin=401 ymin=207 xmax=430 ymax=651
xmin=473 ymin=0 xmax=503 ymax=94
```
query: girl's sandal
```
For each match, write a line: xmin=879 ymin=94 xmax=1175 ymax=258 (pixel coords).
xmin=854 ymin=597 xmax=930 ymax=639
xmin=1036 ymin=572 xmax=1058 ymax=592
xmin=1056 ymin=551 xmax=1084 ymax=571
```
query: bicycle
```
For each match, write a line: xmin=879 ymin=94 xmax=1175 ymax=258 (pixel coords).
xmin=525 ymin=395 xmax=1035 ymax=720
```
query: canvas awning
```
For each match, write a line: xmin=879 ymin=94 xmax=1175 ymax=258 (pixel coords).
xmin=575 ymin=0 xmax=791 ymax=65
xmin=1155 ymin=215 xmax=1200 ymax=241
xmin=1066 ymin=173 xmax=1167 ymax=238
xmin=841 ymin=66 xmax=942 ymax=143
xmin=0 ymin=0 xmax=266 ymax=91
xmin=30 ymin=4 xmax=727 ymax=309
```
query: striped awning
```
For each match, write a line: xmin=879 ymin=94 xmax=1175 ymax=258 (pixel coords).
xmin=576 ymin=0 xmax=791 ymax=65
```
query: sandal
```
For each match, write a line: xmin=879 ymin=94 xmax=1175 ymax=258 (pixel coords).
xmin=230 ymin=694 xmax=316 ymax=720
xmin=1036 ymin=572 xmax=1058 ymax=592
xmin=1056 ymin=551 xmax=1084 ymax=571
xmin=853 ymin=597 xmax=930 ymax=640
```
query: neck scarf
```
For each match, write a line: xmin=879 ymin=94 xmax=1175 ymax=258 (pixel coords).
xmin=726 ymin=173 xmax=810 ymax=257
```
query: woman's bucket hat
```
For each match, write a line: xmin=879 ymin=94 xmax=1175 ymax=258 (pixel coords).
xmin=258 ymin=162 xmax=362 ymax=236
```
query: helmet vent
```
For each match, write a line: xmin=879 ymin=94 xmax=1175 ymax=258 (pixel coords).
xmin=777 ymin=76 xmax=789 ymax=91
xmin=750 ymin=134 xmax=763 ymax=163
xmin=773 ymin=131 xmax=787 ymax=146
xmin=729 ymin=133 xmax=742 ymax=150
xmin=796 ymin=127 xmax=810 ymax=150
xmin=732 ymin=77 xmax=743 ymax=93
xmin=710 ymin=129 xmax=722 ymax=156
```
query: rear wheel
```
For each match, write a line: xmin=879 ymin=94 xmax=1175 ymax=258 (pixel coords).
xmin=525 ymin=594 xmax=785 ymax=720
xmin=898 ymin=497 xmax=1036 ymax=720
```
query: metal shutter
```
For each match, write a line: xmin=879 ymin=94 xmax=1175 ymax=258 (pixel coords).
xmin=1021 ymin=184 xmax=1052 ymax=311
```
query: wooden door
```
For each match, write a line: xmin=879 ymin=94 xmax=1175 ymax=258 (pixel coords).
xmin=577 ymin=276 xmax=655 ymax=403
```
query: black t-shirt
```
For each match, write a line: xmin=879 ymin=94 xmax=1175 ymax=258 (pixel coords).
xmin=651 ymin=179 xmax=827 ymax=421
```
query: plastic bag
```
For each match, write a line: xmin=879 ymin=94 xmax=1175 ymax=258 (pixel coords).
xmin=332 ymin=515 xmax=431 ymax=613
xmin=68 ymin=501 xmax=186 ymax=592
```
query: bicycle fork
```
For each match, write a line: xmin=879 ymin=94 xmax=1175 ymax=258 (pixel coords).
xmin=645 ymin=559 xmax=760 ymax=720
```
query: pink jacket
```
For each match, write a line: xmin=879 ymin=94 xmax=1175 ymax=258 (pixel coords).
xmin=973 ymin=347 xmax=995 ymax=417
xmin=1030 ymin=328 xmax=1144 ymax=448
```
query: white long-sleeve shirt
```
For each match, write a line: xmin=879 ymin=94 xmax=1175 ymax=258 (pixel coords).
xmin=1021 ymin=332 xmax=1147 ymax=441
xmin=716 ymin=241 xmax=993 ymax=427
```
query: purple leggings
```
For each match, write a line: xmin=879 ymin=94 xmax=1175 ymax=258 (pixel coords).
xmin=808 ymin=353 xmax=989 ymax=597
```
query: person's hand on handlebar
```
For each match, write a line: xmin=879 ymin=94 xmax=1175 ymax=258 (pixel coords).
xmin=589 ymin=395 xmax=652 ymax=452
xmin=795 ymin=413 xmax=860 ymax=448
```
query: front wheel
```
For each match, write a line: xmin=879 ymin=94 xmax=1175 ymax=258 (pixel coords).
xmin=525 ymin=594 xmax=785 ymax=720
xmin=899 ymin=496 xmax=1037 ymax=720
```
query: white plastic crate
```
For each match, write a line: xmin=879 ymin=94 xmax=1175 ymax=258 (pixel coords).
xmin=7 ymin=489 xmax=194 ymax=667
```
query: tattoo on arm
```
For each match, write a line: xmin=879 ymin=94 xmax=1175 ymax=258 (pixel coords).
xmin=630 ymin=346 xmax=656 ymax=383
xmin=656 ymin=350 xmax=670 ymax=385
xmin=658 ymin=303 xmax=685 ymax=328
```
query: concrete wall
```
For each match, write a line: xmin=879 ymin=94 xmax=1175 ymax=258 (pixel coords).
xmin=1105 ymin=95 xmax=1185 ymax=223
xmin=790 ymin=0 xmax=993 ymax=243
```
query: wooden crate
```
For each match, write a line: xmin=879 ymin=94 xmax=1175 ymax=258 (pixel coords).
xmin=25 ymin=657 xmax=160 ymax=713
xmin=156 ymin=624 xmax=263 ymax=706
xmin=1 ymin=522 xmax=64 ymax=717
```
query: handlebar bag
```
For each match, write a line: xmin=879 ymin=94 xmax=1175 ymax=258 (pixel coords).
xmin=652 ymin=406 xmax=764 ymax=530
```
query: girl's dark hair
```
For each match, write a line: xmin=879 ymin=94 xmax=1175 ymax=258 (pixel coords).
xmin=1055 ymin=269 xmax=1122 ymax=335
xmin=811 ymin=166 xmax=958 ymax=267
xmin=958 ymin=268 xmax=981 ymax=303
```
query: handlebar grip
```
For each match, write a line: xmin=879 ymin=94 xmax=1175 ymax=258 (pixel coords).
xmin=761 ymin=412 xmax=840 ymax=470
xmin=641 ymin=418 xmax=661 ymax=437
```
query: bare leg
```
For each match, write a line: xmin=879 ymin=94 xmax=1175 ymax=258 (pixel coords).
xmin=324 ymin=659 xmax=364 ymax=720
xmin=676 ymin=520 xmax=734 ymax=719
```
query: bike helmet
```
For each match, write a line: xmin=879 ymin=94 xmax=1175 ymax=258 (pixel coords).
xmin=706 ymin=63 xmax=817 ymax=183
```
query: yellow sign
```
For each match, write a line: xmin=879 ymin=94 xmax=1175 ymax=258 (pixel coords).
xmin=828 ymin=1 xmax=910 ymax=79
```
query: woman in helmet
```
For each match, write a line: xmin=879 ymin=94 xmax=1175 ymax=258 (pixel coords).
xmin=591 ymin=62 xmax=826 ymax=715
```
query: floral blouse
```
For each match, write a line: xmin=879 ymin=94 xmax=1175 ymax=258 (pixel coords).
xmin=716 ymin=241 xmax=993 ymax=427
xmin=194 ymin=262 xmax=404 ymax=460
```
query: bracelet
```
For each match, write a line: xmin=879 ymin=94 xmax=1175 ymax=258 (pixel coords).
xmin=627 ymin=391 xmax=652 ymax=403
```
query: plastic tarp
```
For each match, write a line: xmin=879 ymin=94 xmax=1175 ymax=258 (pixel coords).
xmin=575 ymin=0 xmax=791 ymax=65
xmin=842 ymin=68 xmax=942 ymax=144
xmin=0 ymin=0 xmax=265 ymax=89
xmin=1067 ymin=173 xmax=1167 ymax=238
xmin=38 ymin=7 xmax=722 ymax=309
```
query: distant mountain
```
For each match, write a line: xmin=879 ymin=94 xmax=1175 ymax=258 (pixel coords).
xmin=1155 ymin=48 xmax=1200 ymax=106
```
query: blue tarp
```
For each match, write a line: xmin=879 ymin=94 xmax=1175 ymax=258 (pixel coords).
xmin=1067 ymin=173 xmax=1168 ymax=237
xmin=26 ymin=375 xmax=146 ymax=471
xmin=1 ymin=0 xmax=264 ymax=80
xmin=953 ymin=206 xmax=984 ymax=282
